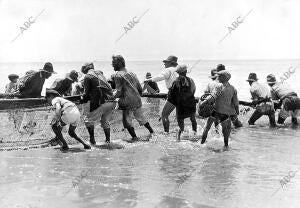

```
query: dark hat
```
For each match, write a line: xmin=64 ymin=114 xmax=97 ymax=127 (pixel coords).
xmin=66 ymin=70 xmax=79 ymax=82
xmin=246 ymin=73 xmax=258 ymax=82
xmin=81 ymin=62 xmax=94 ymax=73
xmin=267 ymin=74 xmax=277 ymax=84
xmin=41 ymin=62 xmax=56 ymax=74
xmin=163 ymin=55 xmax=178 ymax=65
xmin=45 ymin=88 xmax=61 ymax=98
xmin=216 ymin=64 xmax=225 ymax=72
xmin=209 ymin=69 xmax=218 ymax=78
xmin=176 ymin=64 xmax=188 ymax=74
xmin=216 ymin=70 xmax=231 ymax=81
xmin=146 ymin=72 xmax=152 ymax=79
xmin=8 ymin=74 xmax=19 ymax=81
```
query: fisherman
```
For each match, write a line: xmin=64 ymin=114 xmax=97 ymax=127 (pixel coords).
xmin=204 ymin=68 xmax=243 ymax=128
xmin=144 ymin=55 xmax=179 ymax=133
xmin=267 ymin=74 xmax=300 ymax=125
xmin=72 ymin=78 xmax=84 ymax=95
xmin=17 ymin=62 xmax=56 ymax=98
xmin=112 ymin=55 xmax=154 ymax=142
xmin=50 ymin=70 xmax=79 ymax=96
xmin=246 ymin=73 xmax=276 ymax=127
xmin=200 ymin=71 xmax=239 ymax=147
xmin=142 ymin=72 xmax=160 ymax=105
xmin=46 ymin=88 xmax=91 ymax=151
xmin=168 ymin=65 xmax=197 ymax=140
xmin=5 ymin=74 xmax=19 ymax=93
xmin=80 ymin=62 xmax=116 ymax=144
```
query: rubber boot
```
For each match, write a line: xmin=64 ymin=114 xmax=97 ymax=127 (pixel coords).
xmin=52 ymin=123 xmax=69 ymax=150
xmin=292 ymin=117 xmax=298 ymax=125
xmin=162 ymin=117 xmax=169 ymax=133
xmin=87 ymin=125 xmax=96 ymax=145
xmin=277 ymin=117 xmax=286 ymax=125
xmin=69 ymin=125 xmax=91 ymax=149
xmin=144 ymin=122 xmax=154 ymax=134
xmin=269 ymin=113 xmax=276 ymax=127
xmin=104 ymin=128 xmax=110 ymax=143
xmin=126 ymin=127 xmax=138 ymax=141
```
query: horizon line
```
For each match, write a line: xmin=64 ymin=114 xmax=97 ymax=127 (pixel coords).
xmin=1 ymin=58 xmax=300 ymax=63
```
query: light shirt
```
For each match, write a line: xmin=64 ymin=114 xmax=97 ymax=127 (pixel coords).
xmin=151 ymin=66 xmax=178 ymax=89
xmin=51 ymin=97 xmax=76 ymax=111
xmin=204 ymin=80 xmax=222 ymax=94
xmin=5 ymin=82 xmax=18 ymax=93
xmin=270 ymin=82 xmax=295 ymax=100
xmin=250 ymin=81 xmax=270 ymax=100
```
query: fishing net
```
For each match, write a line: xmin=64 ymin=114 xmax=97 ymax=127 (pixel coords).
xmin=0 ymin=98 xmax=252 ymax=151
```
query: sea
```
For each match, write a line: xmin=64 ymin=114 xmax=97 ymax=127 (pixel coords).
xmin=0 ymin=59 xmax=300 ymax=208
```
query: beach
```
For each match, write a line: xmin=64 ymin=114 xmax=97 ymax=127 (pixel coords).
xmin=0 ymin=60 xmax=300 ymax=208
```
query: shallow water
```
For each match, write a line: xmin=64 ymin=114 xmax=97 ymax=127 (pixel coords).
xmin=1 ymin=58 xmax=300 ymax=207
xmin=1 ymin=118 xmax=300 ymax=208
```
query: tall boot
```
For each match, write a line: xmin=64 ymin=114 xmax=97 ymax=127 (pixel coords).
xmin=162 ymin=117 xmax=169 ymax=133
xmin=126 ymin=127 xmax=138 ymax=141
xmin=87 ymin=125 xmax=96 ymax=145
xmin=144 ymin=122 xmax=154 ymax=134
xmin=277 ymin=116 xmax=286 ymax=125
xmin=104 ymin=128 xmax=110 ymax=143
xmin=292 ymin=117 xmax=298 ymax=125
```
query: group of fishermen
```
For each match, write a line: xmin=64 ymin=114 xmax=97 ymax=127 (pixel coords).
xmin=3 ymin=55 xmax=300 ymax=150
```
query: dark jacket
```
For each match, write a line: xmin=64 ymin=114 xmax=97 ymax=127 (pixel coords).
xmin=50 ymin=78 xmax=73 ymax=96
xmin=17 ymin=71 xmax=46 ymax=98
xmin=82 ymin=70 xmax=113 ymax=112
xmin=168 ymin=75 xmax=197 ymax=118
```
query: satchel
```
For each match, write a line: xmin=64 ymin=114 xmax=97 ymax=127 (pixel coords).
xmin=197 ymin=93 xmax=215 ymax=118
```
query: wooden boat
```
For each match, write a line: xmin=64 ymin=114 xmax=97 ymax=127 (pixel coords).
xmin=0 ymin=93 xmax=169 ymax=111
xmin=0 ymin=92 xmax=258 ymax=112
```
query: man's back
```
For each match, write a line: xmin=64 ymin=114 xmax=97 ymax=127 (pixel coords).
xmin=214 ymin=83 xmax=239 ymax=115
xmin=115 ymin=70 xmax=142 ymax=110
xmin=50 ymin=78 xmax=73 ymax=96
xmin=270 ymin=82 xmax=296 ymax=100
xmin=18 ymin=71 xmax=46 ymax=98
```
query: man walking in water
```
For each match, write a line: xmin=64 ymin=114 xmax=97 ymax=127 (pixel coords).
xmin=200 ymin=71 xmax=239 ymax=147
xmin=246 ymin=73 xmax=276 ymax=127
xmin=80 ymin=62 xmax=116 ymax=145
xmin=168 ymin=65 xmax=197 ymax=140
xmin=144 ymin=55 xmax=178 ymax=133
xmin=112 ymin=55 xmax=154 ymax=142
xmin=267 ymin=74 xmax=300 ymax=125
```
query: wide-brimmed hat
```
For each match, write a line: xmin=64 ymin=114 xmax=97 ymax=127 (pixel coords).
xmin=216 ymin=70 xmax=231 ymax=81
xmin=209 ymin=69 xmax=218 ymax=78
xmin=216 ymin=64 xmax=225 ymax=72
xmin=45 ymin=88 xmax=61 ymax=98
xmin=146 ymin=72 xmax=152 ymax=79
xmin=66 ymin=70 xmax=79 ymax=82
xmin=267 ymin=74 xmax=277 ymax=84
xmin=176 ymin=64 xmax=188 ymax=75
xmin=163 ymin=55 xmax=178 ymax=65
xmin=81 ymin=62 xmax=94 ymax=73
xmin=8 ymin=74 xmax=19 ymax=81
xmin=40 ymin=62 xmax=56 ymax=74
xmin=246 ymin=73 xmax=258 ymax=82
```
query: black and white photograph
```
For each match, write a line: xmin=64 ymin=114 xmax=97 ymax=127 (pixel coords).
xmin=0 ymin=0 xmax=300 ymax=207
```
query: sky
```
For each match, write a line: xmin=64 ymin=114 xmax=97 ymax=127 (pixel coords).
xmin=0 ymin=0 xmax=300 ymax=62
